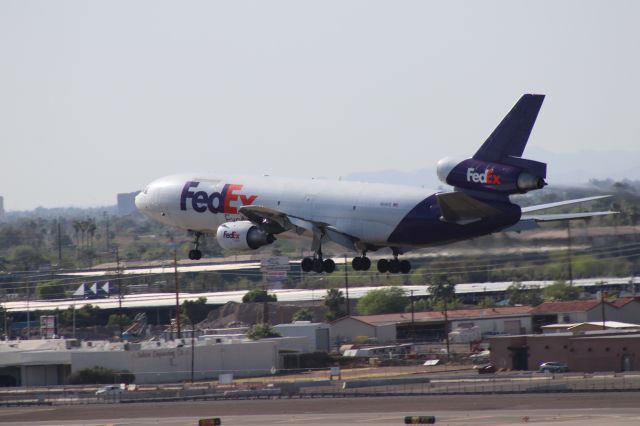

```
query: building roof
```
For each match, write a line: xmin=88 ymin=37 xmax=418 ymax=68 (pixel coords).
xmin=342 ymin=306 xmax=534 ymax=326
xmin=542 ymin=321 xmax=640 ymax=330
xmin=530 ymin=299 xmax=602 ymax=315
xmin=610 ymin=297 xmax=638 ymax=308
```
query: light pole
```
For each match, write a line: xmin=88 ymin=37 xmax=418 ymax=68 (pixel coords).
xmin=174 ymin=249 xmax=181 ymax=339
xmin=344 ymin=255 xmax=350 ymax=316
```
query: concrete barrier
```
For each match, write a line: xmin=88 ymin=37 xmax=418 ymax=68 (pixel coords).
xmin=343 ymin=377 xmax=430 ymax=390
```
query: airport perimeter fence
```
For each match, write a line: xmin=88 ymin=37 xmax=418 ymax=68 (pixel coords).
xmin=4 ymin=371 xmax=640 ymax=406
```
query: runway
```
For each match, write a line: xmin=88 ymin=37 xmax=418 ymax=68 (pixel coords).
xmin=1 ymin=393 xmax=639 ymax=425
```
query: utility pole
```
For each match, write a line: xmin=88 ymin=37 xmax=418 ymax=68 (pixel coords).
xmin=57 ymin=219 xmax=62 ymax=268
xmin=26 ymin=284 xmax=30 ymax=340
xmin=344 ymin=255 xmax=350 ymax=316
xmin=191 ymin=319 xmax=195 ymax=383
xmin=174 ymin=250 xmax=181 ymax=339
xmin=567 ymin=222 xmax=573 ymax=285
xmin=72 ymin=304 xmax=76 ymax=339
xmin=444 ymin=298 xmax=450 ymax=362
xmin=115 ymin=247 xmax=123 ymax=336
xmin=104 ymin=212 xmax=110 ymax=253
xmin=601 ymin=290 xmax=607 ymax=330
xmin=410 ymin=289 xmax=415 ymax=343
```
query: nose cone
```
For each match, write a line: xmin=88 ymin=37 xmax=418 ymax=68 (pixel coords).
xmin=135 ymin=190 xmax=148 ymax=212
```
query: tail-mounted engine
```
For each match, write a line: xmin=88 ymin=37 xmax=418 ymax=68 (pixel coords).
xmin=216 ymin=221 xmax=275 ymax=251
xmin=437 ymin=157 xmax=546 ymax=195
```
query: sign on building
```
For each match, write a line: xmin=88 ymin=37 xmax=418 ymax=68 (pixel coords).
xmin=260 ymin=256 xmax=290 ymax=288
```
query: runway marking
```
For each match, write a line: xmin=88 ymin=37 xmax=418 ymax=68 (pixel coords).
xmin=274 ymin=416 xmax=331 ymax=423
xmin=353 ymin=415 xmax=401 ymax=423
xmin=442 ymin=414 xmax=499 ymax=423
xmin=0 ymin=408 xmax=56 ymax=417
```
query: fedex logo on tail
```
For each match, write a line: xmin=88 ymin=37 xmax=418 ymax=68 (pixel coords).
xmin=180 ymin=181 xmax=258 ymax=214
xmin=466 ymin=168 xmax=501 ymax=185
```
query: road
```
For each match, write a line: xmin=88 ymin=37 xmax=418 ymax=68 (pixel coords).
xmin=1 ymin=393 xmax=639 ymax=425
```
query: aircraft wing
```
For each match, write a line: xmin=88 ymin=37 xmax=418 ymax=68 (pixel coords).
xmin=436 ymin=191 xmax=502 ymax=224
xmin=238 ymin=205 xmax=359 ymax=250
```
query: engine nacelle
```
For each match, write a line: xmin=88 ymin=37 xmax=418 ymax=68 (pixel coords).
xmin=436 ymin=157 xmax=546 ymax=194
xmin=216 ymin=221 xmax=275 ymax=251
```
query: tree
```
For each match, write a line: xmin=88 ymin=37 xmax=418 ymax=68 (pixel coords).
xmin=324 ymin=288 xmax=346 ymax=321
xmin=182 ymin=297 xmax=209 ymax=324
xmin=242 ymin=289 xmax=277 ymax=303
xmin=543 ymin=280 xmax=581 ymax=301
xmin=292 ymin=308 xmax=313 ymax=322
xmin=428 ymin=274 xmax=456 ymax=361
xmin=507 ymin=282 xmax=543 ymax=306
xmin=7 ymin=245 xmax=44 ymax=271
xmin=107 ymin=313 xmax=130 ymax=328
xmin=35 ymin=280 xmax=67 ymax=300
xmin=356 ymin=287 xmax=408 ymax=315
xmin=246 ymin=323 xmax=281 ymax=340
xmin=478 ymin=296 xmax=496 ymax=308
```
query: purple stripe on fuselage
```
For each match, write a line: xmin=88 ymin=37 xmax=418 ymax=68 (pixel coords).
xmin=386 ymin=194 xmax=521 ymax=247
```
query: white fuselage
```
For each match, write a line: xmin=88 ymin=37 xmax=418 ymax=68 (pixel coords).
xmin=135 ymin=173 xmax=436 ymax=247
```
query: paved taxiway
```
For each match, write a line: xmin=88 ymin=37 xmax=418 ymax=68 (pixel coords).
xmin=1 ymin=393 xmax=639 ymax=425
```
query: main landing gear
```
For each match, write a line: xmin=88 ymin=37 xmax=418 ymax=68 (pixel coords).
xmin=188 ymin=232 xmax=203 ymax=260
xmin=376 ymin=250 xmax=411 ymax=274
xmin=301 ymin=248 xmax=335 ymax=274
xmin=352 ymin=254 xmax=371 ymax=271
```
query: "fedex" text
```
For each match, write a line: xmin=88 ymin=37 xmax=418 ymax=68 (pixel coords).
xmin=180 ymin=181 xmax=258 ymax=214
xmin=466 ymin=167 xmax=501 ymax=185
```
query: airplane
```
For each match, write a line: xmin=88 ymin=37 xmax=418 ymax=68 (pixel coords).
xmin=135 ymin=94 xmax=615 ymax=274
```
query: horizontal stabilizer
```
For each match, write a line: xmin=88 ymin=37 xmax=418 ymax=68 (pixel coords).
xmin=521 ymin=195 xmax=611 ymax=213
xmin=437 ymin=191 xmax=501 ymax=224
xmin=521 ymin=211 xmax=617 ymax=222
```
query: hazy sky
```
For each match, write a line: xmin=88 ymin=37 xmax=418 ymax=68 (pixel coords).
xmin=2 ymin=1 xmax=639 ymax=210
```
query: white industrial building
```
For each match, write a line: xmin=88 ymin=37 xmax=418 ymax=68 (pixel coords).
xmin=0 ymin=335 xmax=308 ymax=387
xmin=273 ymin=322 xmax=330 ymax=352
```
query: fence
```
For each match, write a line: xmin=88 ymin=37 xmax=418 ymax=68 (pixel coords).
xmin=3 ymin=370 xmax=640 ymax=406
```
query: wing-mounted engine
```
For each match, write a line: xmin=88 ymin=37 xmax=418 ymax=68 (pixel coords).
xmin=216 ymin=221 xmax=275 ymax=251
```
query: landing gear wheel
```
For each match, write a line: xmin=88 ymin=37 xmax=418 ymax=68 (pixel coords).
xmin=352 ymin=257 xmax=362 ymax=271
xmin=301 ymin=257 xmax=313 ymax=272
xmin=361 ymin=257 xmax=371 ymax=271
xmin=313 ymin=259 xmax=324 ymax=273
xmin=323 ymin=259 xmax=336 ymax=273
xmin=377 ymin=259 xmax=389 ymax=273
xmin=400 ymin=260 xmax=411 ymax=274
xmin=188 ymin=249 xmax=202 ymax=260
xmin=388 ymin=259 xmax=400 ymax=274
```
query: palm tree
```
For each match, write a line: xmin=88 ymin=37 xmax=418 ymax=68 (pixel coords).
xmin=324 ymin=288 xmax=346 ymax=321
xmin=428 ymin=274 xmax=456 ymax=361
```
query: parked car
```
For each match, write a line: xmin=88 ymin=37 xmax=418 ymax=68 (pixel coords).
xmin=476 ymin=364 xmax=497 ymax=374
xmin=95 ymin=384 xmax=123 ymax=398
xmin=538 ymin=362 xmax=569 ymax=373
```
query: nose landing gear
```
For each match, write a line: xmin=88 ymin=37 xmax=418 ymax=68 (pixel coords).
xmin=188 ymin=232 xmax=203 ymax=260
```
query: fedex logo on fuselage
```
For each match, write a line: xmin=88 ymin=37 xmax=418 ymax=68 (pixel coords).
xmin=180 ymin=181 xmax=258 ymax=214
xmin=466 ymin=167 xmax=501 ymax=185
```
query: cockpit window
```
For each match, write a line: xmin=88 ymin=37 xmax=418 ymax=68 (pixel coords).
xmin=143 ymin=186 xmax=150 ymax=195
